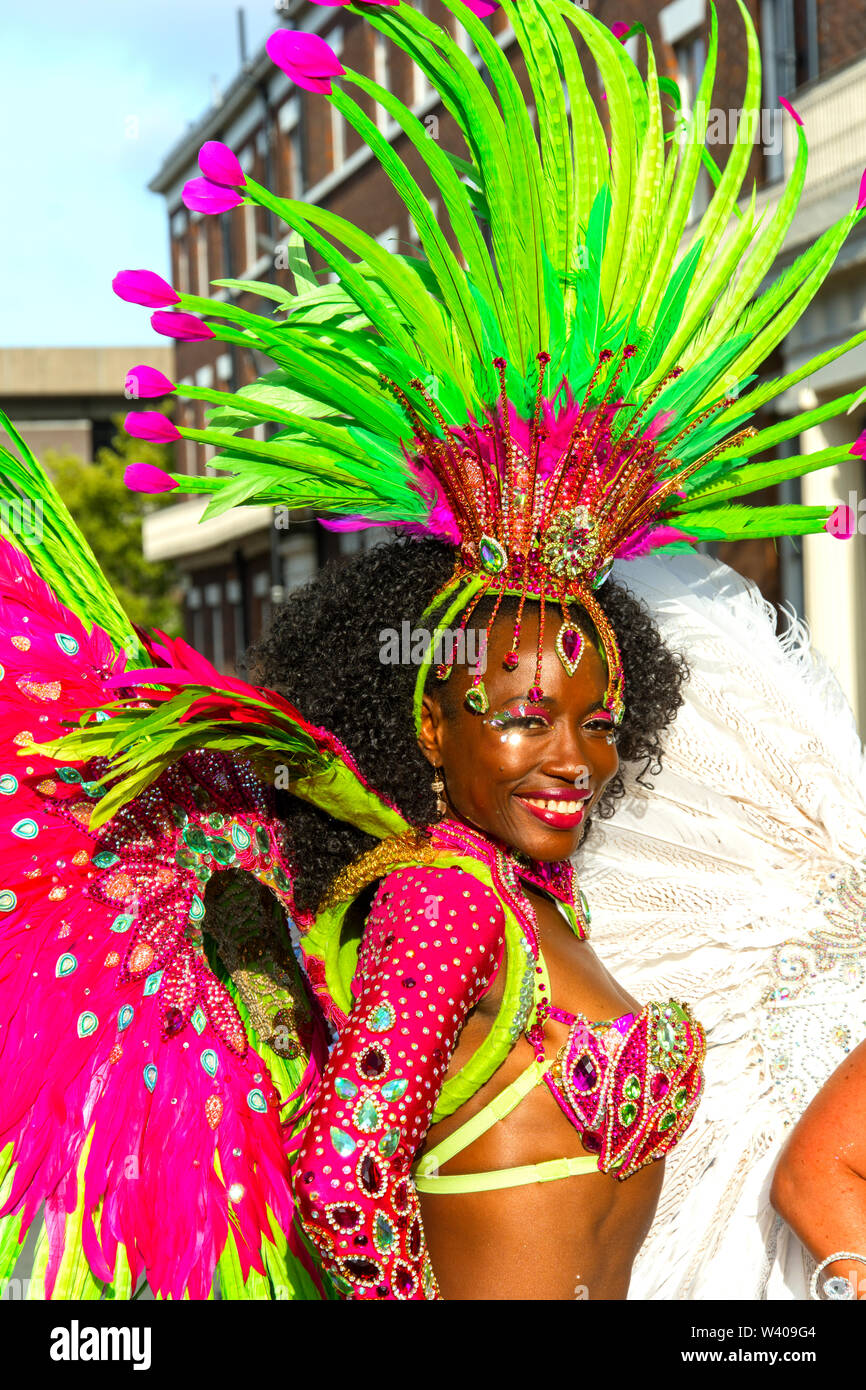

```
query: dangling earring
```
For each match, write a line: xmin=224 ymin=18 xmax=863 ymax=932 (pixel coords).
xmin=432 ymin=767 xmax=447 ymax=818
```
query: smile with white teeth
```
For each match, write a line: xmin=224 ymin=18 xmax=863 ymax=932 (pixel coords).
xmin=523 ymin=797 xmax=584 ymax=813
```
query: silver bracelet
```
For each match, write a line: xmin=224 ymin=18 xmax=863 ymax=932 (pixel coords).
xmin=809 ymin=1251 xmax=866 ymax=1301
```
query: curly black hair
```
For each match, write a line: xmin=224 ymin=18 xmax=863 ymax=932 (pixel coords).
xmin=249 ymin=535 xmax=688 ymax=914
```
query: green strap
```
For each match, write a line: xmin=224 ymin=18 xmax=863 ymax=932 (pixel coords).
xmin=413 ymin=1154 xmax=600 ymax=1194
xmin=417 ymin=1057 xmax=550 ymax=1174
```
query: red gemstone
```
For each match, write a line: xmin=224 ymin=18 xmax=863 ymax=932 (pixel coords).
xmin=581 ymin=1130 xmax=601 ymax=1154
xmin=561 ymin=628 xmax=583 ymax=663
xmin=359 ymin=1047 xmax=387 ymax=1079
xmin=651 ymin=1073 xmax=670 ymax=1101
xmin=343 ymin=1257 xmax=380 ymax=1282
xmin=359 ymin=1154 xmax=383 ymax=1194
xmin=395 ymin=1266 xmax=416 ymax=1295
xmin=393 ymin=1179 xmax=410 ymax=1213
xmin=503 ymin=651 xmax=519 ymax=670
xmin=329 ymin=1205 xmax=361 ymax=1230
xmin=408 ymin=1217 xmax=422 ymax=1259
xmin=528 ymin=686 xmax=544 ymax=702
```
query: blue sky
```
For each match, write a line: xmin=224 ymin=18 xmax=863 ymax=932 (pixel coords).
xmin=0 ymin=0 xmax=282 ymax=347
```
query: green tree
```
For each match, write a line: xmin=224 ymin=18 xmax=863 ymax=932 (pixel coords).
xmin=46 ymin=413 xmax=182 ymax=636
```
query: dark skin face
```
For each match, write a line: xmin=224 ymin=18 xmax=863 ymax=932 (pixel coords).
xmin=418 ymin=607 xmax=620 ymax=861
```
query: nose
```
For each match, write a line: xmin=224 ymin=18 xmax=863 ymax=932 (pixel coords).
xmin=542 ymin=719 xmax=602 ymax=788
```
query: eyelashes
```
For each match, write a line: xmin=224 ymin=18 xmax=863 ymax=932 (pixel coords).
xmin=484 ymin=702 xmax=553 ymax=731
xmin=483 ymin=706 xmax=617 ymax=736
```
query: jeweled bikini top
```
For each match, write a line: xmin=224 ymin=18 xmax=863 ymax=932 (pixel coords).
xmin=434 ymin=818 xmax=707 ymax=1181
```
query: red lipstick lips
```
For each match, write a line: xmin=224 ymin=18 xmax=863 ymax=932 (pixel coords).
xmin=513 ymin=787 xmax=591 ymax=830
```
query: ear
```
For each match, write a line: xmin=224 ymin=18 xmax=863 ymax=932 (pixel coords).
xmin=417 ymin=693 xmax=447 ymax=769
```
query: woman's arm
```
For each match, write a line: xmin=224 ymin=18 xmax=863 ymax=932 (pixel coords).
xmin=293 ymin=864 xmax=505 ymax=1299
xmin=770 ymin=1037 xmax=866 ymax=1298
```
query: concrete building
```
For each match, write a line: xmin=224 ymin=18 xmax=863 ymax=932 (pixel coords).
xmin=143 ymin=0 xmax=866 ymax=727
xmin=0 ymin=345 xmax=174 ymax=462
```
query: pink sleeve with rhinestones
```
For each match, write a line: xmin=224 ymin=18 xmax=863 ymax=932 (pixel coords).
xmin=292 ymin=865 xmax=505 ymax=1300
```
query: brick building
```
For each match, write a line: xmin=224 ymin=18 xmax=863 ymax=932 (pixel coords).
xmin=143 ymin=0 xmax=866 ymax=724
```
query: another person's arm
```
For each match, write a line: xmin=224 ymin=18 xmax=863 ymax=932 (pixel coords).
xmin=770 ymin=1037 xmax=866 ymax=1298
xmin=293 ymin=865 xmax=504 ymax=1300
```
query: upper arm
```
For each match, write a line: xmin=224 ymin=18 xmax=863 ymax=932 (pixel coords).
xmin=772 ymin=1037 xmax=866 ymax=1212
xmin=292 ymin=865 xmax=505 ymax=1298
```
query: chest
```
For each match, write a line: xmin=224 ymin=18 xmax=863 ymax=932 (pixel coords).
xmin=475 ymin=884 xmax=640 ymax=1028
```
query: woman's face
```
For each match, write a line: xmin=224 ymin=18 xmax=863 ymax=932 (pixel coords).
xmin=419 ymin=606 xmax=620 ymax=862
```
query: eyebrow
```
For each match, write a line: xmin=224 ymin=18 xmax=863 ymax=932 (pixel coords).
xmin=504 ymin=693 xmax=611 ymax=717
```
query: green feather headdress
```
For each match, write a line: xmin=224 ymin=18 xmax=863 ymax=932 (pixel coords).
xmin=113 ymin=0 xmax=864 ymax=717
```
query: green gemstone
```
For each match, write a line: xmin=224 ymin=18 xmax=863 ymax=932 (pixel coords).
xmin=673 ymin=1087 xmax=688 ymax=1111
xmin=208 ymin=813 xmax=225 ymax=829
xmin=658 ymin=1110 xmax=677 ymax=1132
xmin=81 ymin=781 xmax=105 ymax=799
xmin=57 ymin=767 xmax=82 ymax=784
xmin=231 ymin=823 xmax=251 ymax=850
xmin=355 ymin=1097 xmax=381 ymax=1133
xmin=368 ymin=1004 xmax=395 ymax=1033
xmin=143 ymin=970 xmax=163 ymax=996
xmin=378 ymin=1127 xmax=401 ymax=1158
xmin=191 ymin=1007 xmax=207 ymax=1035
xmin=182 ymin=825 xmax=208 ymax=852
xmin=110 ymin=914 xmax=133 ymax=933
xmin=623 ymin=1074 xmax=641 ymax=1102
xmin=464 ymin=682 xmax=489 ymax=714
xmin=92 ymin=851 xmax=120 ymax=868
xmin=330 ymin=1126 xmax=357 ymax=1157
xmin=381 ymin=1078 xmax=408 ymax=1101
xmin=0 ymin=775 xmax=16 ymax=796
xmin=478 ymin=534 xmax=507 ymax=575
xmin=77 ymin=1010 xmax=98 ymax=1038
xmin=174 ymin=847 xmax=196 ymax=869
xmin=254 ymin=826 xmax=270 ymax=855
xmin=208 ymin=836 xmax=236 ymax=866
xmin=189 ymin=895 xmax=205 ymax=922
xmin=335 ymin=1077 xmax=358 ymax=1100
xmin=591 ymin=558 xmax=614 ymax=590
xmin=170 ymin=804 xmax=189 ymax=827
xmin=658 ymin=1021 xmax=677 ymax=1051
xmin=618 ymin=1101 xmax=638 ymax=1127
xmin=195 ymin=865 xmax=212 ymax=883
xmin=247 ymin=1088 xmax=267 ymax=1113
xmin=579 ymin=889 xmax=592 ymax=925
xmin=55 ymin=953 xmax=77 ymax=978
xmin=200 ymin=1049 xmax=218 ymax=1077
xmin=373 ymin=1212 xmax=395 ymax=1252
xmin=273 ymin=863 xmax=291 ymax=893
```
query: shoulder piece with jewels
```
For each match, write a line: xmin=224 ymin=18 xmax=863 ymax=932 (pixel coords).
xmin=0 ymin=0 xmax=860 ymax=1300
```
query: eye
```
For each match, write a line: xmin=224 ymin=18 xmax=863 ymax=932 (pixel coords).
xmin=583 ymin=715 xmax=618 ymax=737
xmin=485 ymin=702 xmax=552 ymax=731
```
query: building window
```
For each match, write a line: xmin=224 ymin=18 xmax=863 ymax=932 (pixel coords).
xmin=412 ymin=0 xmax=431 ymax=105
xmin=278 ymin=95 xmax=304 ymax=196
xmin=670 ymin=27 xmax=711 ymax=222
xmin=204 ymin=582 xmax=224 ymax=670
xmin=760 ymin=0 xmax=819 ymax=182
xmin=329 ymin=25 xmax=346 ymax=170
xmin=194 ymin=216 xmax=209 ymax=295
xmin=282 ymin=533 xmax=317 ymax=592
xmin=373 ymin=31 xmax=391 ymax=131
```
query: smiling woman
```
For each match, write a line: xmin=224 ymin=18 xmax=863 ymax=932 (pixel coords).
xmin=250 ymin=535 xmax=702 ymax=1299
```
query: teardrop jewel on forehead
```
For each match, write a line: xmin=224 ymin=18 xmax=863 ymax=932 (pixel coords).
xmin=555 ymin=624 xmax=584 ymax=678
